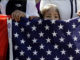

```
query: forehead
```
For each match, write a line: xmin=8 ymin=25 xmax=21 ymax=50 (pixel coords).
xmin=45 ymin=9 xmax=58 ymax=14
xmin=45 ymin=7 xmax=58 ymax=13
xmin=47 ymin=7 xmax=55 ymax=11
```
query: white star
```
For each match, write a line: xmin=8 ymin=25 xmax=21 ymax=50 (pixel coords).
xmin=15 ymin=22 xmax=19 ymax=26
xmin=21 ymin=27 xmax=24 ymax=32
xmin=26 ymin=57 xmax=31 ymax=60
xmin=51 ymin=20 xmax=56 ymax=24
xmin=67 ymin=43 xmax=73 ymax=48
xmin=78 ymin=31 xmax=80 ymax=35
xmin=75 ymin=48 xmax=80 ymax=54
xmin=54 ymin=56 xmax=59 ymax=60
xmin=45 ymin=25 xmax=49 ymax=30
xmin=27 ymin=33 xmax=30 ymax=38
xmin=15 ymin=58 xmax=19 ymax=60
xmin=20 ymin=50 xmax=24 ymax=56
xmin=38 ymin=19 xmax=42 ymax=24
xmin=78 ymin=18 xmax=80 ymax=23
xmin=58 ymin=24 xmax=63 ymax=30
xmin=40 ymin=56 xmax=45 ymax=60
xmin=46 ymin=49 xmax=52 ymax=55
xmin=14 ymin=33 xmax=19 ymax=38
xmin=14 ymin=45 xmax=18 ymax=50
xmin=68 ymin=56 xmax=73 ymax=60
xmin=54 ymin=44 xmax=58 ymax=49
xmin=32 ymin=38 xmax=37 ymax=43
xmin=26 ymin=21 xmax=30 ymax=25
xmin=32 ymin=25 xmax=36 ymax=31
xmin=40 ymin=44 xmax=44 ymax=49
xmin=52 ymin=31 xmax=57 ymax=37
xmin=61 ymin=49 xmax=66 ymax=55
xmin=65 ymin=19 xmax=70 ymax=23
xmin=72 ymin=23 xmax=76 ymax=28
xmin=21 ymin=39 xmax=25 ymax=44
xmin=66 ymin=30 xmax=71 ymax=36
xmin=39 ymin=32 xmax=44 ymax=37
xmin=59 ymin=37 xmax=65 ymax=42
xmin=33 ymin=50 xmax=38 ymax=55
xmin=73 ymin=36 xmax=78 ymax=41
xmin=27 ymin=45 xmax=32 ymax=51
xmin=46 ymin=38 xmax=51 ymax=43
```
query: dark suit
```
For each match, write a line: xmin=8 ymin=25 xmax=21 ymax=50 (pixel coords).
xmin=6 ymin=0 xmax=27 ymax=15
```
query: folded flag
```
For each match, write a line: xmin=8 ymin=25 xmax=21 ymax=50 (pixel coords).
xmin=11 ymin=17 xmax=80 ymax=60
xmin=0 ymin=15 xmax=8 ymax=60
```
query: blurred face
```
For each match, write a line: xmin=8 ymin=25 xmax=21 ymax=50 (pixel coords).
xmin=44 ymin=8 xmax=60 ymax=20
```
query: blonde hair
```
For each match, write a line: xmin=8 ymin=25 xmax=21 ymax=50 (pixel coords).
xmin=40 ymin=4 xmax=60 ymax=19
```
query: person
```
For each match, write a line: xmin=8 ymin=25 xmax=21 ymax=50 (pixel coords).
xmin=0 ymin=0 xmax=39 ymax=60
xmin=40 ymin=0 xmax=80 ymax=20
xmin=0 ymin=0 xmax=39 ymax=21
xmin=40 ymin=4 xmax=60 ymax=20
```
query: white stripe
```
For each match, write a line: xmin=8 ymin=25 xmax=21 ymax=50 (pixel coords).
xmin=7 ymin=18 xmax=13 ymax=60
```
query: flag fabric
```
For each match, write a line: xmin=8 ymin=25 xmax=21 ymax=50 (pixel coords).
xmin=0 ymin=15 xmax=8 ymax=60
xmin=7 ymin=18 xmax=13 ymax=60
xmin=11 ymin=17 xmax=80 ymax=60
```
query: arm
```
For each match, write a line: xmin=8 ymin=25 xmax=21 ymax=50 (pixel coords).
xmin=26 ymin=0 xmax=39 ymax=18
xmin=12 ymin=0 xmax=39 ymax=21
xmin=77 ymin=0 xmax=80 ymax=16
xmin=0 ymin=0 xmax=8 ymax=14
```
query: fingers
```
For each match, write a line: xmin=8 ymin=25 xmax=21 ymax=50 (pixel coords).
xmin=29 ymin=16 xmax=38 ymax=20
xmin=78 ymin=12 xmax=80 ymax=16
xmin=77 ymin=10 xmax=80 ymax=16
xmin=11 ymin=10 xmax=26 ymax=21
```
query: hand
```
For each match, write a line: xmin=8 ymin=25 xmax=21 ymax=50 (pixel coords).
xmin=11 ymin=10 xmax=26 ymax=21
xmin=77 ymin=10 xmax=80 ymax=16
xmin=29 ymin=16 xmax=38 ymax=20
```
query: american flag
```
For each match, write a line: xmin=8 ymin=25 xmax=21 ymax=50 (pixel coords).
xmin=12 ymin=17 xmax=80 ymax=60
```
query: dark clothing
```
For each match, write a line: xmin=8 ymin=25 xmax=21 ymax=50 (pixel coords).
xmin=6 ymin=1 xmax=27 ymax=60
xmin=6 ymin=0 xmax=27 ymax=15
xmin=0 ymin=10 xmax=1 ymax=14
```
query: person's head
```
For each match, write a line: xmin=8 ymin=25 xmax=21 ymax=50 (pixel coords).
xmin=41 ymin=4 xmax=60 ymax=20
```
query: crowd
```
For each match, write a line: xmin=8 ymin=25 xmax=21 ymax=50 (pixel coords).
xmin=0 ymin=0 xmax=80 ymax=20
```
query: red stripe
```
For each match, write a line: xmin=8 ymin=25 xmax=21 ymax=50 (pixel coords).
xmin=0 ymin=15 xmax=9 ymax=60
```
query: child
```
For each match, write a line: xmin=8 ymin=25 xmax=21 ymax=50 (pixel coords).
xmin=40 ymin=4 xmax=60 ymax=20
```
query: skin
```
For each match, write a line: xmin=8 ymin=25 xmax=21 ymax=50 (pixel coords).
xmin=44 ymin=8 xmax=60 ymax=20
xmin=35 ymin=0 xmax=40 ymax=4
xmin=77 ymin=10 xmax=80 ymax=16
xmin=11 ymin=9 xmax=80 ymax=21
xmin=11 ymin=10 xmax=26 ymax=21
xmin=11 ymin=10 xmax=38 ymax=21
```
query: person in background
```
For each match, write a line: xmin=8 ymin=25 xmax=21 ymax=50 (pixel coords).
xmin=0 ymin=0 xmax=39 ymax=21
xmin=0 ymin=9 xmax=1 ymax=14
xmin=0 ymin=10 xmax=1 ymax=14
xmin=0 ymin=0 xmax=2 ymax=14
xmin=36 ymin=0 xmax=43 ymax=18
xmin=36 ymin=0 xmax=40 ymax=12
xmin=40 ymin=0 xmax=80 ymax=20
xmin=0 ymin=0 xmax=8 ymax=14
xmin=41 ymin=4 xmax=60 ymax=20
